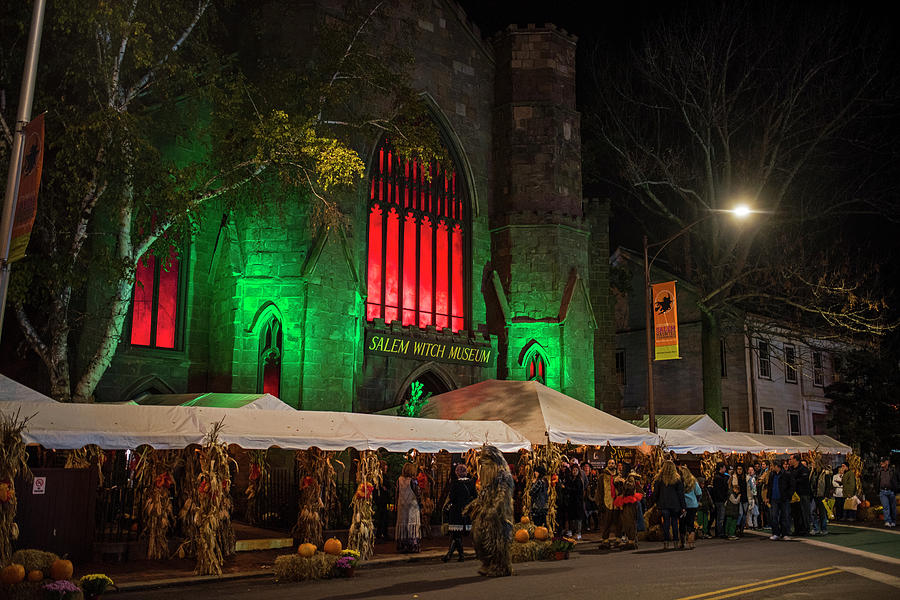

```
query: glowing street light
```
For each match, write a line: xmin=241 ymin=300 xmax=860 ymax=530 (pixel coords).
xmin=643 ymin=204 xmax=756 ymax=432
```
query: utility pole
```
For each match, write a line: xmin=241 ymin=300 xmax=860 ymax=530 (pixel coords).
xmin=643 ymin=235 xmax=657 ymax=433
xmin=0 ymin=0 xmax=46 ymax=345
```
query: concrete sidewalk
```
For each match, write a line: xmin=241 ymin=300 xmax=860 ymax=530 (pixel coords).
xmin=114 ymin=536 xmax=608 ymax=592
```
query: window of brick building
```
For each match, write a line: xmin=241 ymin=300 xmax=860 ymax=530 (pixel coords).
xmin=720 ymin=338 xmax=727 ymax=378
xmin=526 ymin=352 xmax=546 ymax=384
xmin=757 ymin=340 xmax=771 ymax=379
xmin=761 ymin=408 xmax=775 ymax=435
xmin=788 ymin=410 xmax=801 ymax=435
xmin=258 ymin=316 xmax=282 ymax=397
xmin=615 ymin=349 xmax=626 ymax=385
xmin=812 ymin=351 xmax=824 ymax=387
xmin=366 ymin=138 xmax=467 ymax=332
xmin=832 ymin=354 xmax=843 ymax=383
xmin=812 ymin=412 xmax=827 ymax=435
xmin=130 ymin=245 xmax=182 ymax=349
xmin=784 ymin=344 xmax=798 ymax=384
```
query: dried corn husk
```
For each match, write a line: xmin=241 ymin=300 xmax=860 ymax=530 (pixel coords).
xmin=135 ymin=447 xmax=180 ymax=559
xmin=292 ymin=448 xmax=337 ymax=546
xmin=0 ymin=408 xmax=32 ymax=564
xmin=348 ymin=451 xmax=382 ymax=559
xmin=518 ymin=449 xmax=534 ymax=515
xmin=176 ymin=421 xmax=235 ymax=575
xmin=532 ymin=443 xmax=561 ymax=535
xmin=65 ymin=444 xmax=106 ymax=486
xmin=245 ymin=450 xmax=268 ymax=526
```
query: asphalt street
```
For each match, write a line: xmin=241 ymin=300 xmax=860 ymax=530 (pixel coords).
xmin=118 ymin=529 xmax=900 ymax=600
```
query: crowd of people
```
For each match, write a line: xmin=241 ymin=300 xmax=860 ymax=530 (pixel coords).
xmin=370 ymin=452 xmax=900 ymax=560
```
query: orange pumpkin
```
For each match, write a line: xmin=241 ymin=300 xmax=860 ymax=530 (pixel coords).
xmin=297 ymin=543 xmax=317 ymax=558
xmin=514 ymin=528 xmax=530 ymax=543
xmin=533 ymin=526 xmax=550 ymax=541
xmin=50 ymin=559 xmax=73 ymax=581
xmin=1 ymin=564 xmax=25 ymax=585
xmin=520 ymin=516 xmax=530 ymax=524
xmin=860 ymin=501 xmax=870 ymax=509
xmin=27 ymin=570 xmax=43 ymax=583
xmin=323 ymin=538 xmax=342 ymax=555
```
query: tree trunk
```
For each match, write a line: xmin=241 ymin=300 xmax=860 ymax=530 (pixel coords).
xmin=700 ymin=309 xmax=723 ymax=426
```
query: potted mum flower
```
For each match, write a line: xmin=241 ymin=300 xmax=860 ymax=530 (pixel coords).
xmin=80 ymin=574 xmax=116 ymax=599
xmin=334 ymin=549 xmax=360 ymax=577
xmin=42 ymin=579 xmax=81 ymax=600
xmin=549 ymin=536 xmax=575 ymax=560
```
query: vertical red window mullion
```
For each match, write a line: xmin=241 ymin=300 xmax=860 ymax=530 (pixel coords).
xmin=387 ymin=150 xmax=393 ymax=206
xmin=366 ymin=204 xmax=383 ymax=321
xmin=435 ymin=220 xmax=449 ymax=330
xmin=418 ymin=216 xmax=433 ymax=328
xmin=404 ymin=160 xmax=410 ymax=209
xmin=402 ymin=213 xmax=417 ymax=325
xmin=451 ymin=224 xmax=463 ymax=332
xmin=385 ymin=208 xmax=400 ymax=323
xmin=130 ymin=253 xmax=156 ymax=345
xmin=154 ymin=246 xmax=179 ymax=348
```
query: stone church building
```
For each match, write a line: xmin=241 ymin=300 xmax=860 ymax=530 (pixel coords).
xmin=92 ymin=0 xmax=617 ymax=414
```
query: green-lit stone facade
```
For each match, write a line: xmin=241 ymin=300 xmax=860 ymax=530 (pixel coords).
xmin=88 ymin=4 xmax=616 ymax=415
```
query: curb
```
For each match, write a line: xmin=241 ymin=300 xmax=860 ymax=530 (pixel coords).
xmin=114 ymin=540 xmax=606 ymax=592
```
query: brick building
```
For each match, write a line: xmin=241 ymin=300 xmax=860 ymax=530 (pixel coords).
xmin=86 ymin=1 xmax=617 ymax=414
xmin=612 ymin=247 xmax=841 ymax=434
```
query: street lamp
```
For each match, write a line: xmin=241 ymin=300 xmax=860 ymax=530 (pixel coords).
xmin=643 ymin=207 xmax=751 ymax=433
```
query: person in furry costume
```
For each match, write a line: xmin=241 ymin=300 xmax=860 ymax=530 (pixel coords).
xmin=594 ymin=459 xmax=622 ymax=547
xmin=464 ymin=444 xmax=514 ymax=577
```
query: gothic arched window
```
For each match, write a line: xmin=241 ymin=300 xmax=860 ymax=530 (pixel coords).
xmin=258 ymin=317 xmax=282 ymax=397
xmin=526 ymin=352 xmax=546 ymax=384
xmin=365 ymin=138 xmax=467 ymax=332
xmin=130 ymin=245 xmax=181 ymax=349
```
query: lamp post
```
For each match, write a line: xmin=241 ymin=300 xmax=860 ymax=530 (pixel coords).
xmin=643 ymin=206 xmax=752 ymax=433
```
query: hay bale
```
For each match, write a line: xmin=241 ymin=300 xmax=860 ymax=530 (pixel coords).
xmin=10 ymin=549 xmax=59 ymax=576
xmin=273 ymin=552 xmax=339 ymax=582
xmin=4 ymin=580 xmax=83 ymax=600
xmin=510 ymin=540 xmax=552 ymax=563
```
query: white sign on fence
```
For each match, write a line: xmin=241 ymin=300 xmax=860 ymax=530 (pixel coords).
xmin=32 ymin=476 xmax=46 ymax=495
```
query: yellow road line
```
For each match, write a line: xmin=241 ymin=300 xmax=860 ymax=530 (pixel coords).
xmin=674 ymin=567 xmax=837 ymax=600
xmin=700 ymin=569 xmax=842 ymax=600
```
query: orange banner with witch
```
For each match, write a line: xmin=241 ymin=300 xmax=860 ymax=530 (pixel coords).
xmin=652 ymin=280 xmax=680 ymax=360
xmin=9 ymin=113 xmax=44 ymax=263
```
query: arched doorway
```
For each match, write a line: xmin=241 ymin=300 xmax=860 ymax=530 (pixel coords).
xmin=392 ymin=363 xmax=456 ymax=414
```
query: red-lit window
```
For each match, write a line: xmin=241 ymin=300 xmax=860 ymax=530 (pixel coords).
xmin=527 ymin=353 xmax=546 ymax=384
xmin=258 ymin=317 xmax=282 ymax=397
xmin=366 ymin=138 xmax=466 ymax=332
xmin=130 ymin=246 xmax=181 ymax=349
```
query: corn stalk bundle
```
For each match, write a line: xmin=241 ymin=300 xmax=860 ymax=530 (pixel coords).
xmin=414 ymin=453 xmax=435 ymax=534
xmin=134 ymin=447 xmax=180 ymax=559
xmin=532 ymin=443 xmax=561 ymax=534
xmin=245 ymin=450 xmax=269 ymax=526
xmin=847 ymin=452 xmax=863 ymax=485
xmin=806 ymin=448 xmax=824 ymax=471
xmin=348 ymin=450 xmax=382 ymax=559
xmin=637 ymin=443 xmax=667 ymax=485
xmin=178 ymin=446 xmax=202 ymax=556
xmin=700 ymin=451 xmax=725 ymax=482
xmin=292 ymin=448 xmax=337 ymax=545
xmin=177 ymin=421 xmax=235 ymax=575
xmin=64 ymin=445 xmax=106 ymax=486
xmin=0 ymin=409 xmax=32 ymax=565
xmin=518 ymin=449 xmax=534 ymax=515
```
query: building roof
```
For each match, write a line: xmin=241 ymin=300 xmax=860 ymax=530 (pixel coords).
xmin=632 ymin=414 xmax=725 ymax=433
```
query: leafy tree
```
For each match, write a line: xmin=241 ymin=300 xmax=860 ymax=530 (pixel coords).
xmin=1 ymin=0 xmax=442 ymax=401
xmin=585 ymin=0 xmax=900 ymax=423
xmin=826 ymin=344 xmax=900 ymax=490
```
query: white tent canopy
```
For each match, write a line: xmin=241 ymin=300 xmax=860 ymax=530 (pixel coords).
xmin=126 ymin=392 xmax=294 ymax=411
xmin=420 ymin=380 xmax=660 ymax=447
xmin=0 ymin=400 xmax=530 ymax=453
xmin=658 ymin=428 xmax=851 ymax=455
xmin=0 ymin=375 xmax=56 ymax=403
xmin=633 ymin=414 xmax=724 ymax=433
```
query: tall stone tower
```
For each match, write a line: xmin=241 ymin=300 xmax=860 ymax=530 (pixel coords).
xmin=489 ymin=24 xmax=596 ymax=406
